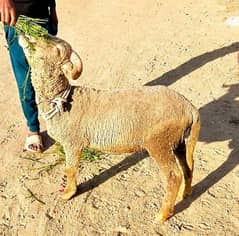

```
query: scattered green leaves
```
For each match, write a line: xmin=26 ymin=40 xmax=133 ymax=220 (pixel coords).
xmin=54 ymin=142 xmax=66 ymax=158
xmin=33 ymin=156 xmax=65 ymax=174
xmin=54 ymin=142 xmax=103 ymax=162
xmin=82 ymin=148 xmax=103 ymax=162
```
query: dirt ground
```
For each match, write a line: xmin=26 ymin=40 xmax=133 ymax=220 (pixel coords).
xmin=0 ymin=0 xmax=239 ymax=235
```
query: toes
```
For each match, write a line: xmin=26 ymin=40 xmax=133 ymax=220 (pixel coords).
xmin=24 ymin=134 xmax=43 ymax=153
xmin=29 ymin=144 xmax=41 ymax=152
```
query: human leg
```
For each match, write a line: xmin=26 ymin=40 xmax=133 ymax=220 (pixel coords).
xmin=4 ymin=25 xmax=42 ymax=151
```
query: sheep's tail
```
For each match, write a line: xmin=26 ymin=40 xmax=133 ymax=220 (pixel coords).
xmin=185 ymin=108 xmax=200 ymax=173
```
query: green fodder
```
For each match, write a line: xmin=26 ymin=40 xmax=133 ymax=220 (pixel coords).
xmin=55 ymin=142 xmax=103 ymax=162
xmin=82 ymin=148 xmax=103 ymax=162
xmin=15 ymin=15 xmax=48 ymax=38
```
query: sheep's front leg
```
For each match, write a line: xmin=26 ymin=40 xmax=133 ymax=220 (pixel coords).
xmin=61 ymin=145 xmax=81 ymax=201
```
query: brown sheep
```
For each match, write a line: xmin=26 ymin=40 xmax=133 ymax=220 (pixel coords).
xmin=19 ymin=34 xmax=200 ymax=222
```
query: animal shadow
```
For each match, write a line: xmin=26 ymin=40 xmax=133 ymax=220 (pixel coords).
xmin=76 ymin=151 xmax=148 ymax=195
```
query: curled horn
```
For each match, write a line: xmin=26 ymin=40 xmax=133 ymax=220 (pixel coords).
xmin=57 ymin=43 xmax=83 ymax=80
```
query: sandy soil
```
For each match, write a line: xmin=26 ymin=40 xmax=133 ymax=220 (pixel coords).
xmin=0 ymin=0 xmax=239 ymax=235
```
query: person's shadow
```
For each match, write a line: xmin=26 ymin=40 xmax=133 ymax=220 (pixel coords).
xmin=71 ymin=42 xmax=239 ymax=214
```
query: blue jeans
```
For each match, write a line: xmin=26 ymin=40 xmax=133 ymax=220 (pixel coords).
xmin=4 ymin=20 xmax=57 ymax=132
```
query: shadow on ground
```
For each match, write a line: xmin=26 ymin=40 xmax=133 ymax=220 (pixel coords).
xmin=77 ymin=151 xmax=148 ymax=195
xmin=41 ymin=130 xmax=55 ymax=151
xmin=144 ymin=42 xmax=239 ymax=86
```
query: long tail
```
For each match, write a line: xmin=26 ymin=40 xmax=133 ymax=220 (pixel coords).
xmin=185 ymin=108 xmax=200 ymax=172
xmin=173 ymin=107 xmax=200 ymax=198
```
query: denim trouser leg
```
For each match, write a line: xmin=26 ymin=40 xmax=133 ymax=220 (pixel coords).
xmin=5 ymin=26 xmax=40 ymax=133
xmin=4 ymin=20 xmax=58 ymax=133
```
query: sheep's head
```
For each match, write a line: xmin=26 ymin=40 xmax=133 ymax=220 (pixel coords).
xmin=19 ymin=34 xmax=82 ymax=80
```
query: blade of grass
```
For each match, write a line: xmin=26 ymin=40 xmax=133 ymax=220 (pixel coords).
xmin=26 ymin=187 xmax=46 ymax=205
xmin=20 ymin=155 xmax=44 ymax=163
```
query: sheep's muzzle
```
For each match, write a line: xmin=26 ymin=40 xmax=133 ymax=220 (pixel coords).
xmin=19 ymin=34 xmax=83 ymax=81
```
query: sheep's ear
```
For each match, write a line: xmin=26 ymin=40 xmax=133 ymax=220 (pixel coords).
xmin=53 ymin=46 xmax=61 ymax=57
xmin=56 ymin=43 xmax=68 ymax=59
xmin=18 ymin=35 xmax=27 ymax=48
xmin=19 ymin=34 xmax=32 ymax=49
xmin=61 ymin=50 xmax=83 ymax=80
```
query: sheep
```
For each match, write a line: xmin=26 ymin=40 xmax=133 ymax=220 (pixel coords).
xmin=19 ymin=33 xmax=200 ymax=222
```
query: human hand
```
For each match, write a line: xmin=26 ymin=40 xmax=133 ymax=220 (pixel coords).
xmin=0 ymin=0 xmax=16 ymax=26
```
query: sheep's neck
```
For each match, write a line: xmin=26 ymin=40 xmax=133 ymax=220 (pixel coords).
xmin=31 ymin=69 xmax=69 ymax=100
xmin=31 ymin=69 xmax=70 ymax=115
xmin=37 ymin=85 xmax=72 ymax=118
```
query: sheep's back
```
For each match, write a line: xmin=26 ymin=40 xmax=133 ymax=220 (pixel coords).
xmin=64 ymin=86 xmax=196 ymax=152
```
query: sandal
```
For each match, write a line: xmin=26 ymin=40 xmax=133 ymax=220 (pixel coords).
xmin=24 ymin=134 xmax=43 ymax=153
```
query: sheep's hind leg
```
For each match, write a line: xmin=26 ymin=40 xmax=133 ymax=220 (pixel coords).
xmin=174 ymin=141 xmax=192 ymax=200
xmin=61 ymin=146 xmax=81 ymax=201
xmin=146 ymin=143 xmax=182 ymax=222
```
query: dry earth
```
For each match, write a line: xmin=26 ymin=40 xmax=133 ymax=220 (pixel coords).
xmin=0 ymin=0 xmax=239 ymax=235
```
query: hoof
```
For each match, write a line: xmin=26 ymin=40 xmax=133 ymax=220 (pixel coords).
xmin=61 ymin=187 xmax=77 ymax=201
xmin=156 ymin=210 xmax=173 ymax=222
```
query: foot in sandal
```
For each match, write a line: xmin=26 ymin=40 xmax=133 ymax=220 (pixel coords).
xmin=24 ymin=132 xmax=43 ymax=153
